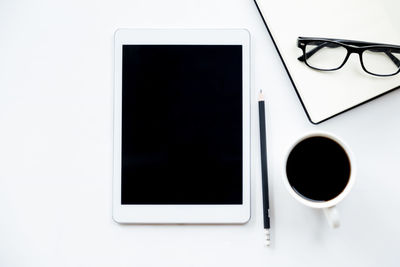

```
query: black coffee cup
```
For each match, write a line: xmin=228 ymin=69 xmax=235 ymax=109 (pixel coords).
xmin=283 ymin=132 xmax=355 ymax=228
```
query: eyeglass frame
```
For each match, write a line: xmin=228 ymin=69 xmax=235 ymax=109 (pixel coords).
xmin=297 ymin=37 xmax=400 ymax=77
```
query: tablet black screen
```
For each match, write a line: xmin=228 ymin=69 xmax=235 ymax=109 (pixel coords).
xmin=121 ymin=45 xmax=242 ymax=205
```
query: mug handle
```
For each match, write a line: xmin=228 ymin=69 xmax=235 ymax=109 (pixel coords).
xmin=323 ymin=206 xmax=340 ymax=228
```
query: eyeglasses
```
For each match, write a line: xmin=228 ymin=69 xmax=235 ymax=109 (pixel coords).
xmin=297 ymin=37 xmax=400 ymax=77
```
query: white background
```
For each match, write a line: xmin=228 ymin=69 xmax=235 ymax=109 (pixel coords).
xmin=1 ymin=0 xmax=400 ymax=266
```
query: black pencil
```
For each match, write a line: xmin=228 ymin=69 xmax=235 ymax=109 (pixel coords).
xmin=258 ymin=90 xmax=271 ymax=246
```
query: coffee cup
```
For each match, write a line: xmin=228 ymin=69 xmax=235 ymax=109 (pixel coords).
xmin=283 ymin=132 xmax=355 ymax=228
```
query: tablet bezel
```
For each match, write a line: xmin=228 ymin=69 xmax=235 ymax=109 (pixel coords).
xmin=113 ymin=29 xmax=250 ymax=224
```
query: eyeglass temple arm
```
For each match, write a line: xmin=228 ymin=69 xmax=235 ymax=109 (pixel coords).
xmin=297 ymin=42 xmax=332 ymax=61
xmin=384 ymin=51 xmax=400 ymax=68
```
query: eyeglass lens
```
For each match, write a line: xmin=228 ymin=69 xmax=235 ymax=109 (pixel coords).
xmin=304 ymin=41 xmax=347 ymax=70
xmin=362 ymin=48 xmax=400 ymax=76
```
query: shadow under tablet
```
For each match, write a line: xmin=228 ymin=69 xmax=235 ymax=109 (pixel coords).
xmin=121 ymin=45 xmax=243 ymax=205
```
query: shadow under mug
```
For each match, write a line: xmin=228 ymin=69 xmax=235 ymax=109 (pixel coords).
xmin=283 ymin=132 xmax=356 ymax=228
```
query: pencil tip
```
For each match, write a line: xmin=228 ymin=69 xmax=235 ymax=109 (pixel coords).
xmin=258 ymin=90 xmax=264 ymax=101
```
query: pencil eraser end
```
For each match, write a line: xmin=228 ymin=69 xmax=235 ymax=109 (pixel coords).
xmin=264 ymin=229 xmax=271 ymax=247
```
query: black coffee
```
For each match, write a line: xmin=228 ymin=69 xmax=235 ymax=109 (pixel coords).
xmin=286 ymin=136 xmax=351 ymax=202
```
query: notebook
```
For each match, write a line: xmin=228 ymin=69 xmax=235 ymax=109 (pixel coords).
xmin=254 ymin=0 xmax=400 ymax=123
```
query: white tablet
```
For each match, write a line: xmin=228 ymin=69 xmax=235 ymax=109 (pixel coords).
xmin=113 ymin=29 xmax=250 ymax=224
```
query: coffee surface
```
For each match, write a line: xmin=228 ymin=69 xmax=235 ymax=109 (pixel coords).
xmin=286 ymin=136 xmax=351 ymax=201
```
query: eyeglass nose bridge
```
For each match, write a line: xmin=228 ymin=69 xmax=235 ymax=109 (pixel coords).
xmin=340 ymin=46 xmax=365 ymax=71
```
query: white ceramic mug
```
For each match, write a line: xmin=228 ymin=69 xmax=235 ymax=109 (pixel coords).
xmin=283 ymin=132 xmax=356 ymax=228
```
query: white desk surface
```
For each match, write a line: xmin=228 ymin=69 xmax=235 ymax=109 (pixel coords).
xmin=0 ymin=0 xmax=399 ymax=266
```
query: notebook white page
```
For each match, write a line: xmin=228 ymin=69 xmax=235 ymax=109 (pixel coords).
xmin=255 ymin=0 xmax=400 ymax=123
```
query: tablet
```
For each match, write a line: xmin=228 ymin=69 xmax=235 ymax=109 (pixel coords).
xmin=113 ymin=29 xmax=250 ymax=224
